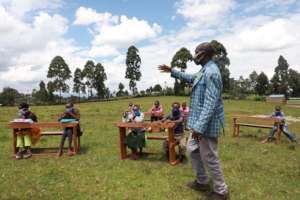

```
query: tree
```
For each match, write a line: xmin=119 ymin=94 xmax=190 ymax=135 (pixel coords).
xmin=270 ymin=55 xmax=289 ymax=96
xmin=47 ymin=56 xmax=72 ymax=102
xmin=93 ymin=63 xmax=107 ymax=99
xmin=249 ymin=71 xmax=258 ymax=93
xmin=0 ymin=87 xmax=20 ymax=106
xmin=116 ymin=83 xmax=125 ymax=97
xmin=288 ymin=69 xmax=300 ymax=97
xmin=255 ymin=72 xmax=269 ymax=95
xmin=171 ymin=47 xmax=193 ymax=95
xmin=82 ymin=60 xmax=96 ymax=98
xmin=33 ymin=81 xmax=49 ymax=103
xmin=73 ymin=68 xmax=86 ymax=100
xmin=125 ymin=46 xmax=141 ymax=95
xmin=210 ymin=40 xmax=231 ymax=92
xmin=153 ymin=84 xmax=163 ymax=93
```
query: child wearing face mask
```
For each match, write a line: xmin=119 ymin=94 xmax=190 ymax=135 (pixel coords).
xmin=162 ymin=102 xmax=186 ymax=162
xmin=124 ymin=105 xmax=146 ymax=160
xmin=261 ymin=105 xmax=298 ymax=144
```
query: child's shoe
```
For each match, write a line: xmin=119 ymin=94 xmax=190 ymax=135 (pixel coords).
xmin=67 ymin=149 xmax=75 ymax=156
xmin=57 ymin=150 xmax=63 ymax=157
xmin=23 ymin=149 xmax=32 ymax=159
xmin=15 ymin=150 xmax=23 ymax=160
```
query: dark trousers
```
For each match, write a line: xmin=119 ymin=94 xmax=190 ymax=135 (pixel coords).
xmin=59 ymin=128 xmax=73 ymax=150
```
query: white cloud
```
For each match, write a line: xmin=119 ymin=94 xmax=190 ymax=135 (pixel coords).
xmin=73 ymin=6 xmax=118 ymax=26
xmin=176 ymin=0 xmax=235 ymax=28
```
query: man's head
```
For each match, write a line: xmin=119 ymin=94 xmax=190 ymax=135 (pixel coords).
xmin=275 ymin=105 xmax=281 ymax=112
xmin=193 ymin=42 xmax=215 ymax=66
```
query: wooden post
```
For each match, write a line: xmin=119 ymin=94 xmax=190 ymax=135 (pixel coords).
xmin=168 ymin=127 xmax=179 ymax=165
xmin=73 ymin=124 xmax=78 ymax=153
xmin=13 ymin=129 xmax=17 ymax=156
xmin=237 ymin=124 xmax=240 ymax=137
xmin=233 ymin=118 xmax=237 ymax=137
xmin=119 ymin=127 xmax=127 ymax=160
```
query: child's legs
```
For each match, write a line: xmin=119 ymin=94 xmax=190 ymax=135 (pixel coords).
xmin=16 ymin=135 xmax=24 ymax=148
xmin=66 ymin=128 xmax=73 ymax=149
xmin=59 ymin=129 xmax=68 ymax=150
xmin=162 ymin=139 xmax=169 ymax=154
xmin=282 ymin=126 xmax=297 ymax=142
xmin=24 ymin=135 xmax=31 ymax=147
xmin=268 ymin=126 xmax=277 ymax=139
xmin=175 ymin=135 xmax=186 ymax=156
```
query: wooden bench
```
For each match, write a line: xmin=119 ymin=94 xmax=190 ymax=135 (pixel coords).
xmin=8 ymin=121 xmax=80 ymax=157
xmin=115 ymin=121 xmax=181 ymax=165
xmin=233 ymin=115 xmax=282 ymax=144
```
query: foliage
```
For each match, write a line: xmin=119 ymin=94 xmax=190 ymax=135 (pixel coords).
xmin=47 ymin=56 xmax=72 ymax=100
xmin=0 ymin=87 xmax=20 ymax=106
xmin=288 ymin=69 xmax=300 ymax=97
xmin=116 ymin=83 xmax=125 ymax=97
xmin=211 ymin=40 xmax=231 ymax=92
xmin=171 ymin=47 xmax=193 ymax=95
xmin=93 ymin=63 xmax=107 ymax=99
xmin=270 ymin=55 xmax=289 ymax=96
xmin=125 ymin=46 xmax=141 ymax=95
xmin=255 ymin=72 xmax=269 ymax=96
xmin=83 ymin=60 xmax=96 ymax=98
xmin=73 ymin=68 xmax=86 ymax=99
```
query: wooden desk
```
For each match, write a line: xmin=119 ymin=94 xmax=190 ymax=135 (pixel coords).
xmin=233 ymin=115 xmax=282 ymax=144
xmin=115 ymin=121 xmax=180 ymax=165
xmin=8 ymin=122 xmax=79 ymax=156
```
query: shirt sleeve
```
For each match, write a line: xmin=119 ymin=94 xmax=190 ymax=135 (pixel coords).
xmin=192 ymin=73 xmax=221 ymax=134
xmin=171 ymin=69 xmax=196 ymax=84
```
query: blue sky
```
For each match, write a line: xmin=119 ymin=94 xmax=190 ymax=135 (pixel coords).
xmin=0 ymin=0 xmax=300 ymax=94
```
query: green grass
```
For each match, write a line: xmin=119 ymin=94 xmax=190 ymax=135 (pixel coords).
xmin=0 ymin=96 xmax=300 ymax=200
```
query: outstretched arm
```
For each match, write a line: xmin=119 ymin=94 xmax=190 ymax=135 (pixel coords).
xmin=158 ymin=64 xmax=196 ymax=84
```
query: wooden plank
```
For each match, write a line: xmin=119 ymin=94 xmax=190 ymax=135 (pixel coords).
xmin=115 ymin=121 xmax=175 ymax=129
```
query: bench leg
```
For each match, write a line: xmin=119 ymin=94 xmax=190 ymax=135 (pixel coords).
xmin=233 ymin=118 xmax=237 ymax=137
xmin=119 ymin=127 xmax=127 ymax=160
xmin=73 ymin=126 xmax=78 ymax=153
xmin=168 ymin=127 xmax=180 ymax=166
xmin=275 ymin=127 xmax=281 ymax=145
xmin=237 ymin=125 xmax=240 ymax=137
xmin=13 ymin=129 xmax=17 ymax=156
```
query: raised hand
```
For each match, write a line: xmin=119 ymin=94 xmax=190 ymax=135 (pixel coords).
xmin=158 ymin=64 xmax=172 ymax=73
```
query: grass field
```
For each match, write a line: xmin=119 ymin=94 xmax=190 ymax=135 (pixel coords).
xmin=0 ymin=96 xmax=300 ymax=200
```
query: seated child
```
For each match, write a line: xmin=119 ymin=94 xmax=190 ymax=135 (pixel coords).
xmin=124 ymin=105 xmax=146 ymax=160
xmin=180 ymin=102 xmax=189 ymax=130
xmin=57 ymin=102 xmax=81 ymax=157
xmin=261 ymin=105 xmax=298 ymax=144
xmin=162 ymin=102 xmax=187 ymax=162
xmin=149 ymin=100 xmax=164 ymax=121
xmin=15 ymin=103 xmax=38 ymax=159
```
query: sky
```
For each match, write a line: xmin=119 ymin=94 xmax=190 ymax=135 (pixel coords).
xmin=0 ymin=0 xmax=300 ymax=94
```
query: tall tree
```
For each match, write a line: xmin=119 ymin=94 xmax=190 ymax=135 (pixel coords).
xmin=255 ymin=72 xmax=269 ymax=95
xmin=116 ymin=83 xmax=125 ymax=97
xmin=153 ymin=84 xmax=163 ymax=93
xmin=210 ymin=40 xmax=231 ymax=91
xmin=125 ymin=46 xmax=141 ymax=95
xmin=93 ymin=63 xmax=107 ymax=99
xmin=47 ymin=56 xmax=72 ymax=102
xmin=249 ymin=71 xmax=258 ymax=93
xmin=82 ymin=60 xmax=96 ymax=98
xmin=73 ymin=68 xmax=86 ymax=100
xmin=34 ymin=81 xmax=49 ymax=103
xmin=171 ymin=47 xmax=193 ymax=95
xmin=270 ymin=55 xmax=289 ymax=96
xmin=288 ymin=69 xmax=300 ymax=97
xmin=0 ymin=87 xmax=20 ymax=106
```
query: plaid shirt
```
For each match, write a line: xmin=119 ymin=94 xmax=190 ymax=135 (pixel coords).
xmin=171 ymin=60 xmax=224 ymax=138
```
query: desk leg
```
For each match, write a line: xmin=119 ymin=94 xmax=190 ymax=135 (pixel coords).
xmin=168 ymin=127 xmax=179 ymax=166
xmin=237 ymin=125 xmax=240 ymax=137
xmin=119 ymin=127 xmax=127 ymax=160
xmin=233 ymin=118 xmax=237 ymax=137
xmin=13 ymin=129 xmax=17 ymax=156
xmin=73 ymin=126 xmax=78 ymax=153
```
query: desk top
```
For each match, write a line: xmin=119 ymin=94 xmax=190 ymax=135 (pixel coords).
xmin=115 ymin=121 xmax=175 ymax=129
xmin=8 ymin=121 xmax=78 ymax=129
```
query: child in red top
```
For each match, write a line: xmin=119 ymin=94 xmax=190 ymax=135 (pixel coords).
xmin=180 ymin=102 xmax=190 ymax=130
xmin=149 ymin=100 xmax=164 ymax=121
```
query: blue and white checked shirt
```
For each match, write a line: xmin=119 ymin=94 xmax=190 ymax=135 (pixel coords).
xmin=171 ymin=60 xmax=224 ymax=138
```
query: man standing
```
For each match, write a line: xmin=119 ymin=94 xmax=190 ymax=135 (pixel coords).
xmin=159 ymin=42 xmax=228 ymax=200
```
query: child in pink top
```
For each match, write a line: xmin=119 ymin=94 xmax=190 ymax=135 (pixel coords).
xmin=149 ymin=100 xmax=164 ymax=121
xmin=180 ymin=102 xmax=190 ymax=130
